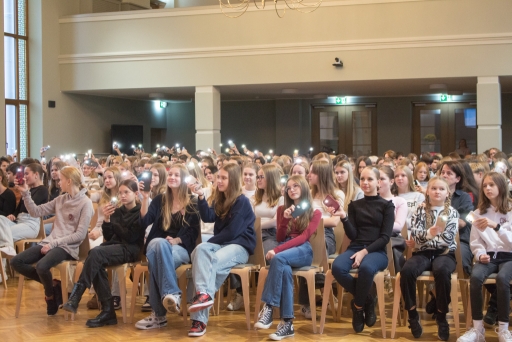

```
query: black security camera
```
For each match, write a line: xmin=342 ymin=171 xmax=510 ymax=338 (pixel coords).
xmin=333 ymin=58 xmax=343 ymax=67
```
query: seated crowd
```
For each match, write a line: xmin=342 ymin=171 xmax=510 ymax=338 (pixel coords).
xmin=0 ymin=143 xmax=511 ymax=342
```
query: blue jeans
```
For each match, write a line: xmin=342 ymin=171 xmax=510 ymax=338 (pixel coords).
xmin=190 ymin=242 xmax=249 ymax=324
xmin=261 ymin=241 xmax=313 ymax=319
xmin=146 ymin=238 xmax=190 ymax=317
xmin=332 ymin=245 xmax=388 ymax=307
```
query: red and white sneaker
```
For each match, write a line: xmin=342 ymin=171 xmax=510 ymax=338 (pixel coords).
xmin=188 ymin=292 xmax=214 ymax=313
xmin=188 ymin=320 xmax=207 ymax=337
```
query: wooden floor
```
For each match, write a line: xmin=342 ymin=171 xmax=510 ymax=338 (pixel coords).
xmin=0 ymin=275 xmax=502 ymax=342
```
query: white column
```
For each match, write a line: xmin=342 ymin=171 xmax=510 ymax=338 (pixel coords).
xmin=477 ymin=76 xmax=501 ymax=153
xmin=195 ymin=86 xmax=221 ymax=151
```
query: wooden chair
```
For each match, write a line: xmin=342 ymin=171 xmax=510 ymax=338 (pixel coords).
xmin=391 ymin=231 xmax=461 ymax=339
xmin=15 ymin=236 xmax=90 ymax=320
xmin=216 ymin=218 xmax=265 ymax=330
xmin=254 ymin=219 xmax=326 ymax=333
xmin=130 ymin=230 xmax=203 ymax=325
xmin=14 ymin=218 xmax=45 ymax=254
xmin=327 ymin=221 xmax=344 ymax=267
xmin=0 ymin=251 xmax=15 ymax=290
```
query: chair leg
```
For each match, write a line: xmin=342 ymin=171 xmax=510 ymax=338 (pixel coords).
xmin=451 ymin=275 xmax=460 ymax=337
xmin=1 ymin=256 xmax=8 ymax=290
xmin=116 ymin=267 xmax=127 ymax=324
xmin=305 ymin=273 xmax=318 ymax=334
xmin=238 ymin=271 xmax=252 ymax=330
xmin=56 ymin=263 xmax=71 ymax=321
xmin=466 ymin=282 xmax=472 ymax=329
xmin=15 ymin=275 xmax=25 ymax=318
xmin=130 ymin=266 xmax=142 ymax=324
xmin=178 ymin=270 xmax=189 ymax=325
xmin=374 ymin=272 xmax=386 ymax=338
xmin=74 ymin=262 xmax=84 ymax=283
xmin=417 ymin=280 xmax=424 ymax=308
xmin=391 ymin=273 xmax=402 ymax=339
xmin=253 ymin=268 xmax=268 ymax=324
xmin=319 ymin=270 xmax=334 ymax=334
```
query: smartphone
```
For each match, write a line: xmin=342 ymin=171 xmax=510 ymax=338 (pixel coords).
xmin=414 ymin=179 xmax=420 ymax=186
xmin=138 ymin=171 xmax=152 ymax=192
xmin=324 ymin=195 xmax=340 ymax=212
xmin=42 ymin=145 xmax=50 ymax=152
xmin=280 ymin=174 xmax=289 ymax=185
xmin=110 ymin=197 xmax=118 ymax=206
xmin=435 ymin=214 xmax=448 ymax=229
xmin=292 ymin=202 xmax=309 ymax=218
xmin=466 ymin=211 xmax=476 ymax=223
xmin=16 ymin=166 xmax=25 ymax=185
xmin=185 ymin=175 xmax=201 ymax=191
xmin=228 ymin=141 xmax=235 ymax=148
xmin=113 ymin=142 xmax=119 ymax=149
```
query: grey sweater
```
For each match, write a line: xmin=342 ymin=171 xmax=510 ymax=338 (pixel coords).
xmin=22 ymin=187 xmax=94 ymax=259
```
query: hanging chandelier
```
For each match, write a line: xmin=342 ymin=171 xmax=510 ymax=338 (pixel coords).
xmin=219 ymin=0 xmax=323 ymax=18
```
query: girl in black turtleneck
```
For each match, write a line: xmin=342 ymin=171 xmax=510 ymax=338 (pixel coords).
xmin=330 ymin=166 xmax=394 ymax=334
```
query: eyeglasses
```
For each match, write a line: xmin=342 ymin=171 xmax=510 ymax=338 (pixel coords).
xmin=256 ymin=175 xmax=265 ymax=180
xmin=285 ymin=184 xmax=300 ymax=193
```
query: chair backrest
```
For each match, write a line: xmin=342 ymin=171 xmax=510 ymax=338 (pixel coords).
xmin=386 ymin=241 xmax=396 ymax=276
xmin=36 ymin=218 xmax=46 ymax=240
xmin=454 ymin=230 xmax=467 ymax=279
xmin=248 ymin=218 xmax=265 ymax=267
xmin=89 ymin=202 xmax=99 ymax=230
xmin=333 ymin=221 xmax=345 ymax=255
xmin=310 ymin=219 xmax=327 ymax=269
xmin=78 ymin=235 xmax=91 ymax=261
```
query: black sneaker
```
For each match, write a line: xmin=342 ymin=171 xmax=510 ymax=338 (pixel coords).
xmin=188 ymin=292 xmax=214 ymax=313
xmin=408 ymin=316 xmax=423 ymax=338
xmin=269 ymin=321 xmax=294 ymax=341
xmin=46 ymin=296 xmax=59 ymax=316
xmin=436 ymin=317 xmax=450 ymax=341
xmin=425 ymin=291 xmax=437 ymax=314
xmin=254 ymin=305 xmax=273 ymax=329
xmin=141 ymin=296 xmax=152 ymax=312
xmin=188 ymin=320 xmax=207 ymax=337
xmin=364 ymin=295 xmax=377 ymax=327
xmin=483 ymin=306 xmax=498 ymax=327
xmin=351 ymin=299 xmax=365 ymax=333
xmin=113 ymin=296 xmax=121 ymax=310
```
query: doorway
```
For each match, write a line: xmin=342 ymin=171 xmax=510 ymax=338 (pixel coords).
xmin=412 ymin=103 xmax=477 ymax=156
xmin=311 ymin=104 xmax=377 ymax=158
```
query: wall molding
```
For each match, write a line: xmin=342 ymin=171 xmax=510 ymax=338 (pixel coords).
xmin=59 ymin=0 xmax=427 ymax=23
xmin=59 ymin=32 xmax=512 ymax=64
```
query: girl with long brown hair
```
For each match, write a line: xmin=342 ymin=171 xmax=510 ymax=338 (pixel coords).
xmin=254 ymin=175 xmax=321 ymax=340
xmin=186 ymin=163 xmax=255 ymax=337
xmin=133 ymin=164 xmax=200 ymax=331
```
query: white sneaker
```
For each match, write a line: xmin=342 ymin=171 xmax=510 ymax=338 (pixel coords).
xmin=300 ymin=305 xmax=312 ymax=320
xmin=226 ymin=292 xmax=244 ymax=311
xmin=162 ymin=293 xmax=181 ymax=314
xmin=456 ymin=327 xmax=485 ymax=342
xmin=135 ymin=312 xmax=167 ymax=330
xmin=497 ymin=328 xmax=512 ymax=342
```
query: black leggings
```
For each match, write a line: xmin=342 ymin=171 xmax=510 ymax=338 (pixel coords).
xmin=400 ymin=251 xmax=456 ymax=313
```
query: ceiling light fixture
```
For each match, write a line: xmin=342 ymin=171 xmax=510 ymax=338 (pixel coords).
xmin=219 ymin=0 xmax=322 ymax=18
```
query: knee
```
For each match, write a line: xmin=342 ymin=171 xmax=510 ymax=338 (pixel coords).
xmin=35 ymin=262 xmax=49 ymax=275
xmin=147 ymin=238 xmax=169 ymax=253
xmin=433 ymin=267 xmax=452 ymax=280
xmin=191 ymin=243 xmax=209 ymax=261
xmin=270 ymin=253 xmax=286 ymax=266
xmin=470 ymin=273 xmax=485 ymax=288
xmin=357 ymin=264 xmax=375 ymax=278
xmin=10 ymin=255 xmax=22 ymax=269
xmin=331 ymin=259 xmax=349 ymax=280
xmin=495 ymin=273 xmax=512 ymax=287
xmin=399 ymin=264 xmax=415 ymax=280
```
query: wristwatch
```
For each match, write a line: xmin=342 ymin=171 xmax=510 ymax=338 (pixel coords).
xmin=494 ymin=224 xmax=501 ymax=232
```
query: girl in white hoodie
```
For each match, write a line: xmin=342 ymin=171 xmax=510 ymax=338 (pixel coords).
xmin=458 ymin=172 xmax=512 ymax=342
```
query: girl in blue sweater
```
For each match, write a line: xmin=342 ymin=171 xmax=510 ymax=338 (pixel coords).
xmin=187 ymin=163 xmax=256 ymax=337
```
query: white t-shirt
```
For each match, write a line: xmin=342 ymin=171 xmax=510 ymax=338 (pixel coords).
xmin=312 ymin=189 xmax=345 ymax=219
xmin=398 ymin=191 xmax=425 ymax=228
xmin=252 ymin=196 xmax=284 ymax=230
xmin=242 ymin=187 xmax=256 ymax=200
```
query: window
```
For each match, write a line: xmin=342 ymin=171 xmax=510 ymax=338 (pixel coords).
xmin=4 ymin=0 xmax=28 ymax=159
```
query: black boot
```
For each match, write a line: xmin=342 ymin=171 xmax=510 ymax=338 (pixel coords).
xmin=62 ymin=282 xmax=87 ymax=314
xmin=86 ymin=297 xmax=118 ymax=328
xmin=351 ymin=299 xmax=365 ymax=333
xmin=364 ymin=294 xmax=377 ymax=327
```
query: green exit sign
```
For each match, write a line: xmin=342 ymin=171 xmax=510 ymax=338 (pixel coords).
xmin=440 ymin=94 xmax=450 ymax=102
xmin=335 ymin=97 xmax=347 ymax=105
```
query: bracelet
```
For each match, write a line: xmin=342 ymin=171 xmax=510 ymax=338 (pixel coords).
xmin=494 ymin=223 xmax=501 ymax=232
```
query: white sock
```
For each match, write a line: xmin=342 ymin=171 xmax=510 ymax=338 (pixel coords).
xmin=499 ymin=321 xmax=509 ymax=332
xmin=473 ymin=320 xmax=483 ymax=332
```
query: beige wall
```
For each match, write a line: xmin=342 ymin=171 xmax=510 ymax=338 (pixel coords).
xmin=57 ymin=0 xmax=512 ymax=92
